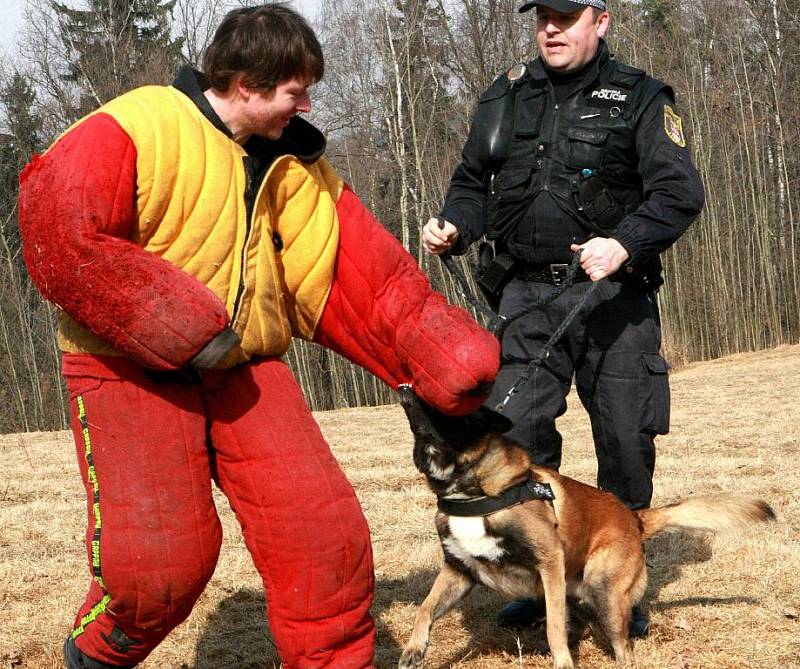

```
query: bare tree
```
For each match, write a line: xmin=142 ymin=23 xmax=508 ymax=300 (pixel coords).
xmin=0 ymin=0 xmax=798 ymax=429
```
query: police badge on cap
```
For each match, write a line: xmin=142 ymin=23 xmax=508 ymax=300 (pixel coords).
xmin=519 ymin=0 xmax=608 ymax=12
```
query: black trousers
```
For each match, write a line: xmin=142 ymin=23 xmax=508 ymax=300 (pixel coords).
xmin=487 ymin=277 xmax=670 ymax=509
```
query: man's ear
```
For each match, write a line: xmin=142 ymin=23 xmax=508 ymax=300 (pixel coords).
xmin=596 ymin=11 xmax=610 ymax=39
xmin=232 ymin=74 xmax=252 ymax=101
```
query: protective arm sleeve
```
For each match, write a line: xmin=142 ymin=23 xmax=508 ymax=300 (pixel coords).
xmin=19 ymin=113 xmax=230 ymax=370
xmin=613 ymin=92 xmax=706 ymax=264
xmin=314 ymin=185 xmax=500 ymax=415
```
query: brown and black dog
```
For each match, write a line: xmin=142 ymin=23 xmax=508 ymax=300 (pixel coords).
xmin=396 ymin=386 xmax=775 ymax=669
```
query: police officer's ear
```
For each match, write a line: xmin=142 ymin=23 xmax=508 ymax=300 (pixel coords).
xmin=594 ymin=10 xmax=611 ymax=38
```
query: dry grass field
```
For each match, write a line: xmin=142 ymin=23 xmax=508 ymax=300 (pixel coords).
xmin=1 ymin=345 xmax=798 ymax=669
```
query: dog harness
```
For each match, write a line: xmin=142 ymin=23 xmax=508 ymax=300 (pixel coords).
xmin=437 ymin=473 xmax=554 ymax=517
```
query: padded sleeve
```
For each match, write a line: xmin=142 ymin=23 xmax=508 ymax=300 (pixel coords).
xmin=18 ymin=113 xmax=230 ymax=370
xmin=314 ymin=185 xmax=500 ymax=415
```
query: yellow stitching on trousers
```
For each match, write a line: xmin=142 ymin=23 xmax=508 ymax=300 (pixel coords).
xmin=71 ymin=594 xmax=112 ymax=639
xmin=77 ymin=394 xmax=105 ymax=591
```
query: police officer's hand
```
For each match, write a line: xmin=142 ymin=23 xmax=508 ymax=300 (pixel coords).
xmin=571 ymin=238 xmax=630 ymax=281
xmin=422 ymin=217 xmax=460 ymax=255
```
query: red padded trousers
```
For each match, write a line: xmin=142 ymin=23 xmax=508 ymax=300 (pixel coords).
xmin=63 ymin=353 xmax=375 ymax=668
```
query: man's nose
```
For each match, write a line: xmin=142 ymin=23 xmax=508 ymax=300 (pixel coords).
xmin=297 ymin=94 xmax=311 ymax=114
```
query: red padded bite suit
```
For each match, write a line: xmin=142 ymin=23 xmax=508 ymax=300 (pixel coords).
xmin=20 ymin=72 xmax=499 ymax=668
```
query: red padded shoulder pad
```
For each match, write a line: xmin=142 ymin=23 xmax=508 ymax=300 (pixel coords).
xmin=19 ymin=113 xmax=229 ymax=369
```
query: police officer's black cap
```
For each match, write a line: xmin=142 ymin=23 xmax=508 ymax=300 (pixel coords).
xmin=519 ymin=0 xmax=608 ymax=13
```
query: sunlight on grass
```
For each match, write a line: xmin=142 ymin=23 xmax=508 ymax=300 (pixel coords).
xmin=1 ymin=345 xmax=798 ymax=668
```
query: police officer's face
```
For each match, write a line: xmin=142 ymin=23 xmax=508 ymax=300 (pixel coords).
xmin=537 ymin=6 xmax=610 ymax=73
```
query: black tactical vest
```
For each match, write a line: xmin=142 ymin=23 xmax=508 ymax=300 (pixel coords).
xmin=476 ymin=48 xmax=671 ymax=252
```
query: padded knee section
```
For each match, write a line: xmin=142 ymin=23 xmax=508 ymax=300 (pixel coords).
xmin=64 ymin=356 xmax=223 ymax=666
xmin=206 ymin=359 xmax=376 ymax=668
xmin=71 ymin=524 xmax=221 ymax=665
xmin=268 ymin=497 xmax=375 ymax=669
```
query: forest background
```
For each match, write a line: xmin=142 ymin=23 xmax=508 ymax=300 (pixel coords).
xmin=0 ymin=0 xmax=797 ymax=433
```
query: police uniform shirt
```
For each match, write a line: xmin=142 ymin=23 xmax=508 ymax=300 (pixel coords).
xmin=441 ymin=41 xmax=705 ymax=276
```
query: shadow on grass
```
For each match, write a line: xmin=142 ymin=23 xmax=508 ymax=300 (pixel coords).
xmin=377 ymin=568 xmax=555 ymax=669
xmin=189 ymin=531 xmax=751 ymax=668
xmin=192 ymin=588 xmax=272 ymax=669
xmin=644 ymin=532 xmax=760 ymax=612
xmin=190 ymin=579 xmax=406 ymax=669
xmin=376 ymin=530 xmax=757 ymax=669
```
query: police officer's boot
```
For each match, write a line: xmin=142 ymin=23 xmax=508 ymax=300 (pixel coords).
xmin=497 ymin=598 xmax=547 ymax=628
xmin=498 ymin=599 xmax=649 ymax=636
xmin=629 ymin=605 xmax=649 ymax=638
xmin=63 ymin=637 xmax=136 ymax=669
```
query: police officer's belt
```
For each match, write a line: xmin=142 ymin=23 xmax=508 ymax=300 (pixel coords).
xmin=515 ymin=262 xmax=590 ymax=285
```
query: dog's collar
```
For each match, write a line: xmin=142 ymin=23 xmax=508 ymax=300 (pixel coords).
xmin=437 ymin=473 xmax=555 ymax=517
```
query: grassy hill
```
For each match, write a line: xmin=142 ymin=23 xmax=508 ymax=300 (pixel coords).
xmin=1 ymin=345 xmax=798 ymax=668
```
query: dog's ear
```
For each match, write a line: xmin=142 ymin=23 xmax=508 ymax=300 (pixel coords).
xmin=476 ymin=406 xmax=514 ymax=436
xmin=474 ymin=441 xmax=531 ymax=496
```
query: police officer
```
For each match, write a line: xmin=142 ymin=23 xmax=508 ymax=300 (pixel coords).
xmin=422 ymin=0 xmax=704 ymax=635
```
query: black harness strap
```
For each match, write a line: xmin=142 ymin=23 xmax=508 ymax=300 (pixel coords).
xmin=437 ymin=473 xmax=555 ymax=517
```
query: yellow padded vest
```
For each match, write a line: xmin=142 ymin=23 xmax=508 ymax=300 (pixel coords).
xmin=57 ymin=85 xmax=341 ymax=366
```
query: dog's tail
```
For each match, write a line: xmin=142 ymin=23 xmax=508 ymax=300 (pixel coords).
xmin=637 ymin=494 xmax=775 ymax=542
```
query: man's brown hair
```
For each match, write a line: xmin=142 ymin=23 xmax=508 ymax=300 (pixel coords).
xmin=203 ymin=3 xmax=324 ymax=93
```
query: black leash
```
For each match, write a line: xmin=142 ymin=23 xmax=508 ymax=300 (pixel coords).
xmin=439 ymin=251 xmax=590 ymax=339
xmin=494 ymin=279 xmax=600 ymax=413
xmin=493 ymin=251 xmax=588 ymax=341
xmin=433 ymin=222 xmax=603 ymax=414
xmin=440 ymin=254 xmax=503 ymax=328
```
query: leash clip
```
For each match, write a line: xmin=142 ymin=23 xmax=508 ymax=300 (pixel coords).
xmin=495 ymin=375 xmax=527 ymax=413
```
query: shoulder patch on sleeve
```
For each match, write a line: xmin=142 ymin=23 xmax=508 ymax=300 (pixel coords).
xmin=663 ymin=104 xmax=686 ymax=147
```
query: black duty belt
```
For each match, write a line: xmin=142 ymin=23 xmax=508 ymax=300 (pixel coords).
xmin=516 ymin=262 xmax=590 ymax=285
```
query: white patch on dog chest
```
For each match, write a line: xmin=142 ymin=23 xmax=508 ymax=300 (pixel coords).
xmin=443 ymin=516 xmax=505 ymax=562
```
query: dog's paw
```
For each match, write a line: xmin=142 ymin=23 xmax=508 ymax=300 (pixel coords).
xmin=552 ymin=655 xmax=575 ymax=669
xmin=398 ymin=645 xmax=426 ymax=669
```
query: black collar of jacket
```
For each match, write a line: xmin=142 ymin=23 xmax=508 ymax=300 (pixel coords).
xmin=171 ymin=65 xmax=326 ymax=164
xmin=437 ymin=473 xmax=555 ymax=517
xmin=527 ymin=39 xmax=611 ymax=92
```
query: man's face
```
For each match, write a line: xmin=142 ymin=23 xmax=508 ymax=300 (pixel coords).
xmin=242 ymin=76 xmax=313 ymax=140
xmin=536 ymin=6 xmax=609 ymax=73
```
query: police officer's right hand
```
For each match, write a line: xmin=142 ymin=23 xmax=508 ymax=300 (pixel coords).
xmin=422 ymin=217 xmax=460 ymax=255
